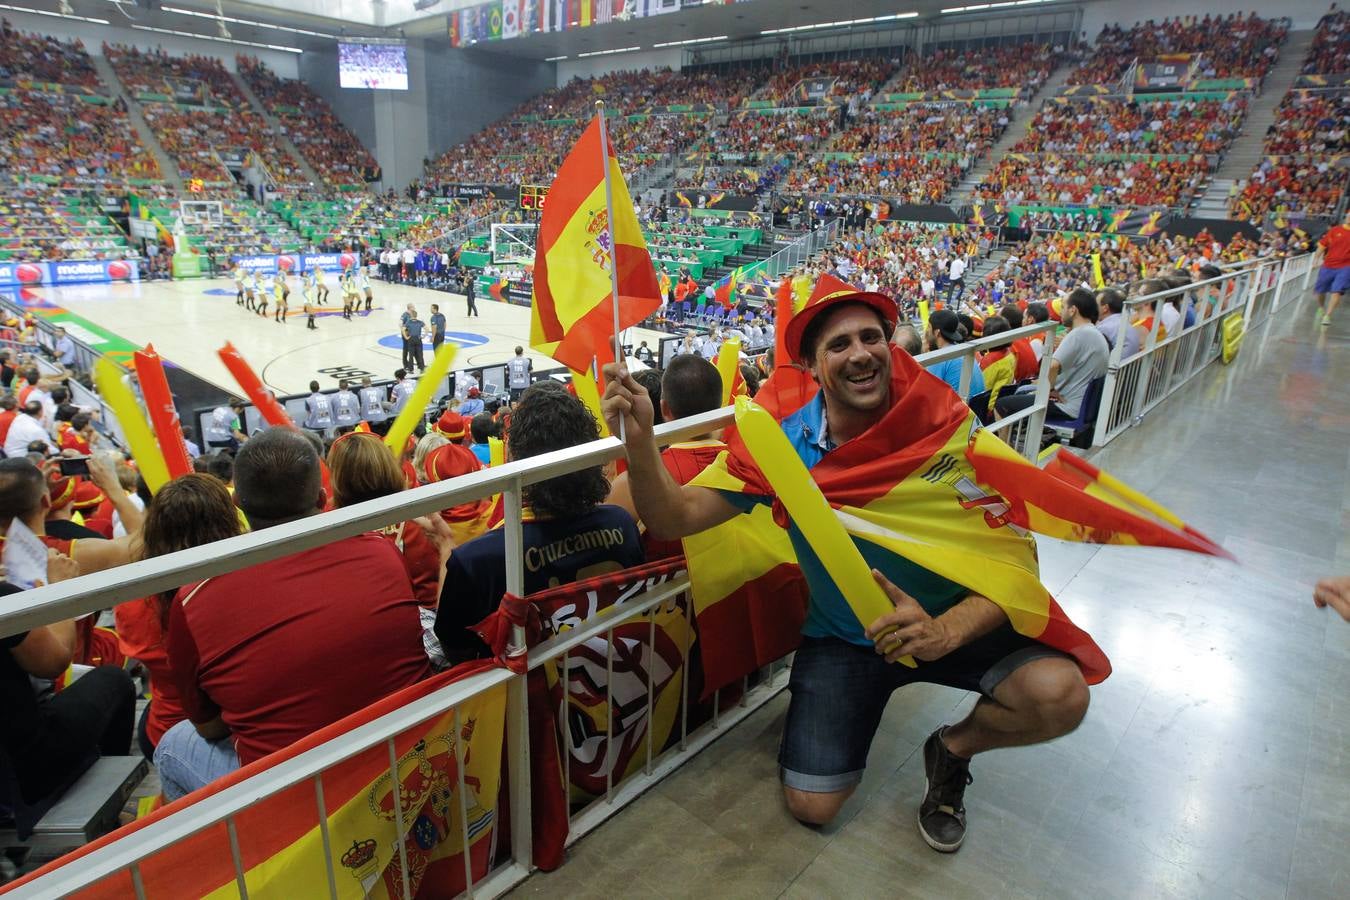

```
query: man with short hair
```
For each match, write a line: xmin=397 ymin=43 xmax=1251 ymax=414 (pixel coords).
xmin=205 ymin=400 xmax=248 ymax=452
xmin=602 ymin=274 xmax=1092 ymax=853
xmin=53 ymin=327 xmax=77 ymax=370
xmin=403 ymin=312 xmax=426 ymax=373
xmin=468 ymin=412 xmax=495 ymax=466
xmin=359 ymin=376 xmax=390 ymax=430
xmin=464 ymin=274 xmax=479 ymax=317
xmin=159 ymin=430 xmax=435 ymax=800
xmin=0 ymin=394 xmax=18 ymax=449
xmin=924 ymin=310 xmax=985 ymax=400
xmin=303 ymin=380 xmax=334 ymax=439
xmin=5 ymin=401 xmax=52 ymax=458
xmin=0 ymin=455 xmax=141 ymax=573
xmin=996 ymin=288 xmax=1108 ymax=421
xmin=429 ymin=304 xmax=446 ymax=355
xmin=389 ymin=369 xmax=417 ymax=416
xmin=891 ymin=324 xmax=922 ymax=355
xmin=506 ymin=346 xmax=532 ymax=403
xmin=332 ymin=379 xmax=362 ymax=431
xmin=399 ymin=304 xmax=417 ymax=370
xmin=1096 ymin=288 xmax=1141 ymax=358
xmin=1314 ymin=209 xmax=1350 ymax=327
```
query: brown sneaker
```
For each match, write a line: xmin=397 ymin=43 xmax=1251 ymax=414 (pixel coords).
xmin=918 ymin=726 xmax=972 ymax=852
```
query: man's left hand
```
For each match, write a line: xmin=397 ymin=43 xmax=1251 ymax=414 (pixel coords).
xmin=863 ymin=569 xmax=954 ymax=663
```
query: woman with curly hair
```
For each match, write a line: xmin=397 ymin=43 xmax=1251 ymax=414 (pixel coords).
xmin=432 ymin=382 xmax=644 ymax=662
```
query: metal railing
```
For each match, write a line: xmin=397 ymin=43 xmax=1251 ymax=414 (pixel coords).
xmin=1 ymin=327 xmax=1061 ymax=897
xmin=1092 ymin=252 xmax=1315 ymax=447
xmin=757 ymin=217 xmax=842 ymax=280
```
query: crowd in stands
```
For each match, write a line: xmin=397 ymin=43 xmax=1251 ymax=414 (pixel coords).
xmin=140 ymin=102 xmax=307 ymax=186
xmin=1068 ymin=14 xmax=1287 ymax=86
xmin=0 ymin=187 xmax=136 ymax=261
xmin=889 ymin=42 xmax=1060 ymax=93
xmin=1013 ymin=97 xmax=1247 ymax=156
xmin=237 ymin=56 xmax=379 ymax=188
xmin=1304 ymin=8 xmax=1348 ymax=74
xmin=756 ymin=56 xmax=899 ymax=103
xmin=0 ymin=90 xmax=160 ymax=182
xmin=104 ymin=44 xmax=245 ymax=107
xmin=975 ymin=156 xmax=1210 ymax=207
xmin=782 ymin=154 xmax=969 ymax=204
xmin=1231 ymin=159 xmax=1347 ymax=221
xmin=0 ymin=22 xmax=99 ymax=89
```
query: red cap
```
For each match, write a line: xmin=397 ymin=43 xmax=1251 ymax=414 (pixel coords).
xmin=467 ymin=387 xmax=481 ymax=399
xmin=782 ymin=272 xmax=897 ymax=363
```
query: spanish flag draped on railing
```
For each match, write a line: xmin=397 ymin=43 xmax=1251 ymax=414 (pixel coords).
xmin=6 ymin=662 xmax=507 ymax=899
xmin=530 ymin=111 xmax=662 ymax=372
xmin=687 ymin=346 xmax=1231 ymax=686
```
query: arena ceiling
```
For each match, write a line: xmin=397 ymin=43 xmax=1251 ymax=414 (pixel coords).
xmin=38 ymin=0 xmax=1081 ymax=55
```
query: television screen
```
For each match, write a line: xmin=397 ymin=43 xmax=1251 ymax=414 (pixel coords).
xmin=338 ymin=42 xmax=408 ymax=91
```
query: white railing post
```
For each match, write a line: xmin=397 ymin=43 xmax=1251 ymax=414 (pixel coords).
xmin=501 ymin=479 xmax=533 ymax=874
xmin=1022 ymin=326 xmax=1057 ymax=460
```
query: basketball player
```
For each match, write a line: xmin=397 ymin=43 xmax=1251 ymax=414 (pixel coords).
xmin=273 ymin=270 xmax=290 ymax=323
xmin=357 ymin=260 xmax=374 ymax=313
xmin=233 ymin=264 xmax=246 ymax=307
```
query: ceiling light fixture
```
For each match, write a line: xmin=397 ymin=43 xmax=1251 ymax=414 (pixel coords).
xmin=576 ymin=45 xmax=641 ymax=58
xmin=544 ymin=55 xmax=568 ymax=61
xmin=761 ymin=13 xmax=917 ymax=35
xmin=129 ymin=24 xmax=303 ymax=54
xmin=0 ymin=2 xmax=109 ymax=25
xmin=652 ymin=35 xmax=729 ymax=48
xmin=160 ymin=5 xmax=338 ymax=39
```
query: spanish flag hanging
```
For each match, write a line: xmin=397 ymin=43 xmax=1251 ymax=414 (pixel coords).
xmin=530 ymin=111 xmax=661 ymax=372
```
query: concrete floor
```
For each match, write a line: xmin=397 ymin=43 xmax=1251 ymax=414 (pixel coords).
xmin=511 ymin=288 xmax=1350 ymax=899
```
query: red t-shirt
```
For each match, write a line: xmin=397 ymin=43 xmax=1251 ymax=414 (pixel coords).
xmin=0 ymin=410 xmax=15 ymax=447
xmin=166 ymin=534 xmax=431 ymax=765
xmin=58 ymin=427 xmax=91 ymax=455
xmin=1320 ymin=224 xmax=1350 ymax=269
xmin=644 ymin=440 xmax=726 ymax=560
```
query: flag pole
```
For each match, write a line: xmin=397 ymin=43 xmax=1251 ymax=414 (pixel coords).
xmin=595 ymin=99 xmax=627 ymax=440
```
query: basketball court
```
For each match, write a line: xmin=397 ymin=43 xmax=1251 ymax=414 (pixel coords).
xmin=12 ymin=276 xmax=669 ymax=399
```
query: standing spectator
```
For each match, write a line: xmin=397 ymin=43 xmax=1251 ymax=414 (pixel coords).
xmin=429 ymin=304 xmax=446 ymax=356
xmin=1315 ymin=210 xmax=1350 ymax=327
xmin=946 ymin=255 xmax=968 ymax=303
xmin=157 ymin=429 xmax=434 ymax=800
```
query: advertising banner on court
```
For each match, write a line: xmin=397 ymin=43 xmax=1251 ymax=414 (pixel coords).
xmin=300 ymin=252 xmax=360 ymax=273
xmin=0 ymin=260 xmax=139 ymax=286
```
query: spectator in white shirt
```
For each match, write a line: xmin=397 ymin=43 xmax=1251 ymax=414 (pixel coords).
xmin=5 ymin=402 xmax=53 ymax=458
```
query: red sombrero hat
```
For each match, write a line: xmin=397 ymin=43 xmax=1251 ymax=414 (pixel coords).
xmin=421 ymin=443 xmax=481 ymax=485
xmin=783 ymin=272 xmax=897 ymax=363
xmin=433 ymin=410 xmax=466 ymax=441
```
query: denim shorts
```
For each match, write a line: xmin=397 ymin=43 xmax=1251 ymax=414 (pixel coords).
xmin=778 ymin=628 xmax=1068 ymax=793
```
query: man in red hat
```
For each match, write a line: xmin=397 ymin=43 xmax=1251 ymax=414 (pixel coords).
xmin=432 ymin=409 xmax=468 ymax=443
xmin=602 ymin=273 xmax=1090 ymax=853
xmin=420 ymin=440 xmax=495 ymax=547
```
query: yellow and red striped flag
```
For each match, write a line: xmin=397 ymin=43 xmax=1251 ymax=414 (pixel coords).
xmin=531 ymin=113 xmax=661 ymax=371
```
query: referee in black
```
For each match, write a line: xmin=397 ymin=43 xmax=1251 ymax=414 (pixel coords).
xmin=464 ymin=273 xmax=479 ymax=317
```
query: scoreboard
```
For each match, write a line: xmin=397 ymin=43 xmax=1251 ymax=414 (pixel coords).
xmin=519 ymin=185 xmax=549 ymax=211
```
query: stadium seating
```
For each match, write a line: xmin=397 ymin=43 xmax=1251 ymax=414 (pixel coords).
xmin=139 ymin=102 xmax=307 ymax=189
xmin=1013 ymin=97 xmax=1247 ymax=156
xmin=889 ymin=42 xmax=1061 ymax=94
xmin=1303 ymin=8 xmax=1348 ymax=75
xmin=0 ymin=23 xmax=99 ymax=89
xmin=0 ymin=187 xmax=133 ymax=262
xmin=104 ymin=44 xmax=245 ymax=107
xmin=236 ymin=56 xmax=379 ymax=190
xmin=1068 ymin=14 xmax=1288 ymax=87
xmin=0 ymin=89 xmax=160 ymax=183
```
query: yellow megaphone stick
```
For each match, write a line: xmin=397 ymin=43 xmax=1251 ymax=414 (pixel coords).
xmin=570 ymin=365 xmax=609 ymax=437
xmin=488 ymin=436 xmax=504 ymax=467
xmin=716 ymin=335 xmax=742 ymax=405
xmin=733 ymin=396 xmax=915 ymax=667
xmin=917 ymin=300 xmax=931 ymax=331
xmin=94 ymin=358 xmax=171 ymax=493
xmin=384 ymin=343 xmax=457 ymax=454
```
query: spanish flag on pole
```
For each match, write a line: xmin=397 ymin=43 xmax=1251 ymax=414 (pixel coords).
xmin=687 ymin=340 xmax=1229 ymax=686
xmin=531 ymin=112 xmax=662 ymax=372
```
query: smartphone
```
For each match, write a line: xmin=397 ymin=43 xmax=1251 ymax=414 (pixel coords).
xmin=58 ymin=456 xmax=91 ymax=477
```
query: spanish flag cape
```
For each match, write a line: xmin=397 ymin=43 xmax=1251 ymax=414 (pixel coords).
xmin=687 ymin=347 xmax=1229 ymax=685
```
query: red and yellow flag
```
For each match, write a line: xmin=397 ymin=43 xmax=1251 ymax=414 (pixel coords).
xmin=9 ymin=663 xmax=507 ymax=899
xmin=530 ymin=114 xmax=661 ymax=372
xmin=687 ymin=347 xmax=1230 ymax=685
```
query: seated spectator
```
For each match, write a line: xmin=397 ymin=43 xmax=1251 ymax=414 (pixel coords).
xmin=328 ymin=431 xmax=450 ymax=607
xmin=433 ymin=384 xmax=644 ymax=662
xmin=114 ymin=473 xmax=243 ymax=759
xmin=608 ymin=355 xmax=726 ymax=559
xmin=158 ymin=429 xmax=433 ymax=800
xmin=0 ymin=456 xmax=140 ymax=573
xmin=1 ymin=559 xmax=136 ymax=806
xmin=468 ymin=413 xmax=497 ymax=466
xmin=996 ymin=289 xmax=1108 ymax=421
xmin=1096 ymin=288 xmax=1142 ymax=358
xmin=924 ymin=310 xmax=986 ymax=401
xmin=977 ymin=316 xmax=1018 ymax=410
